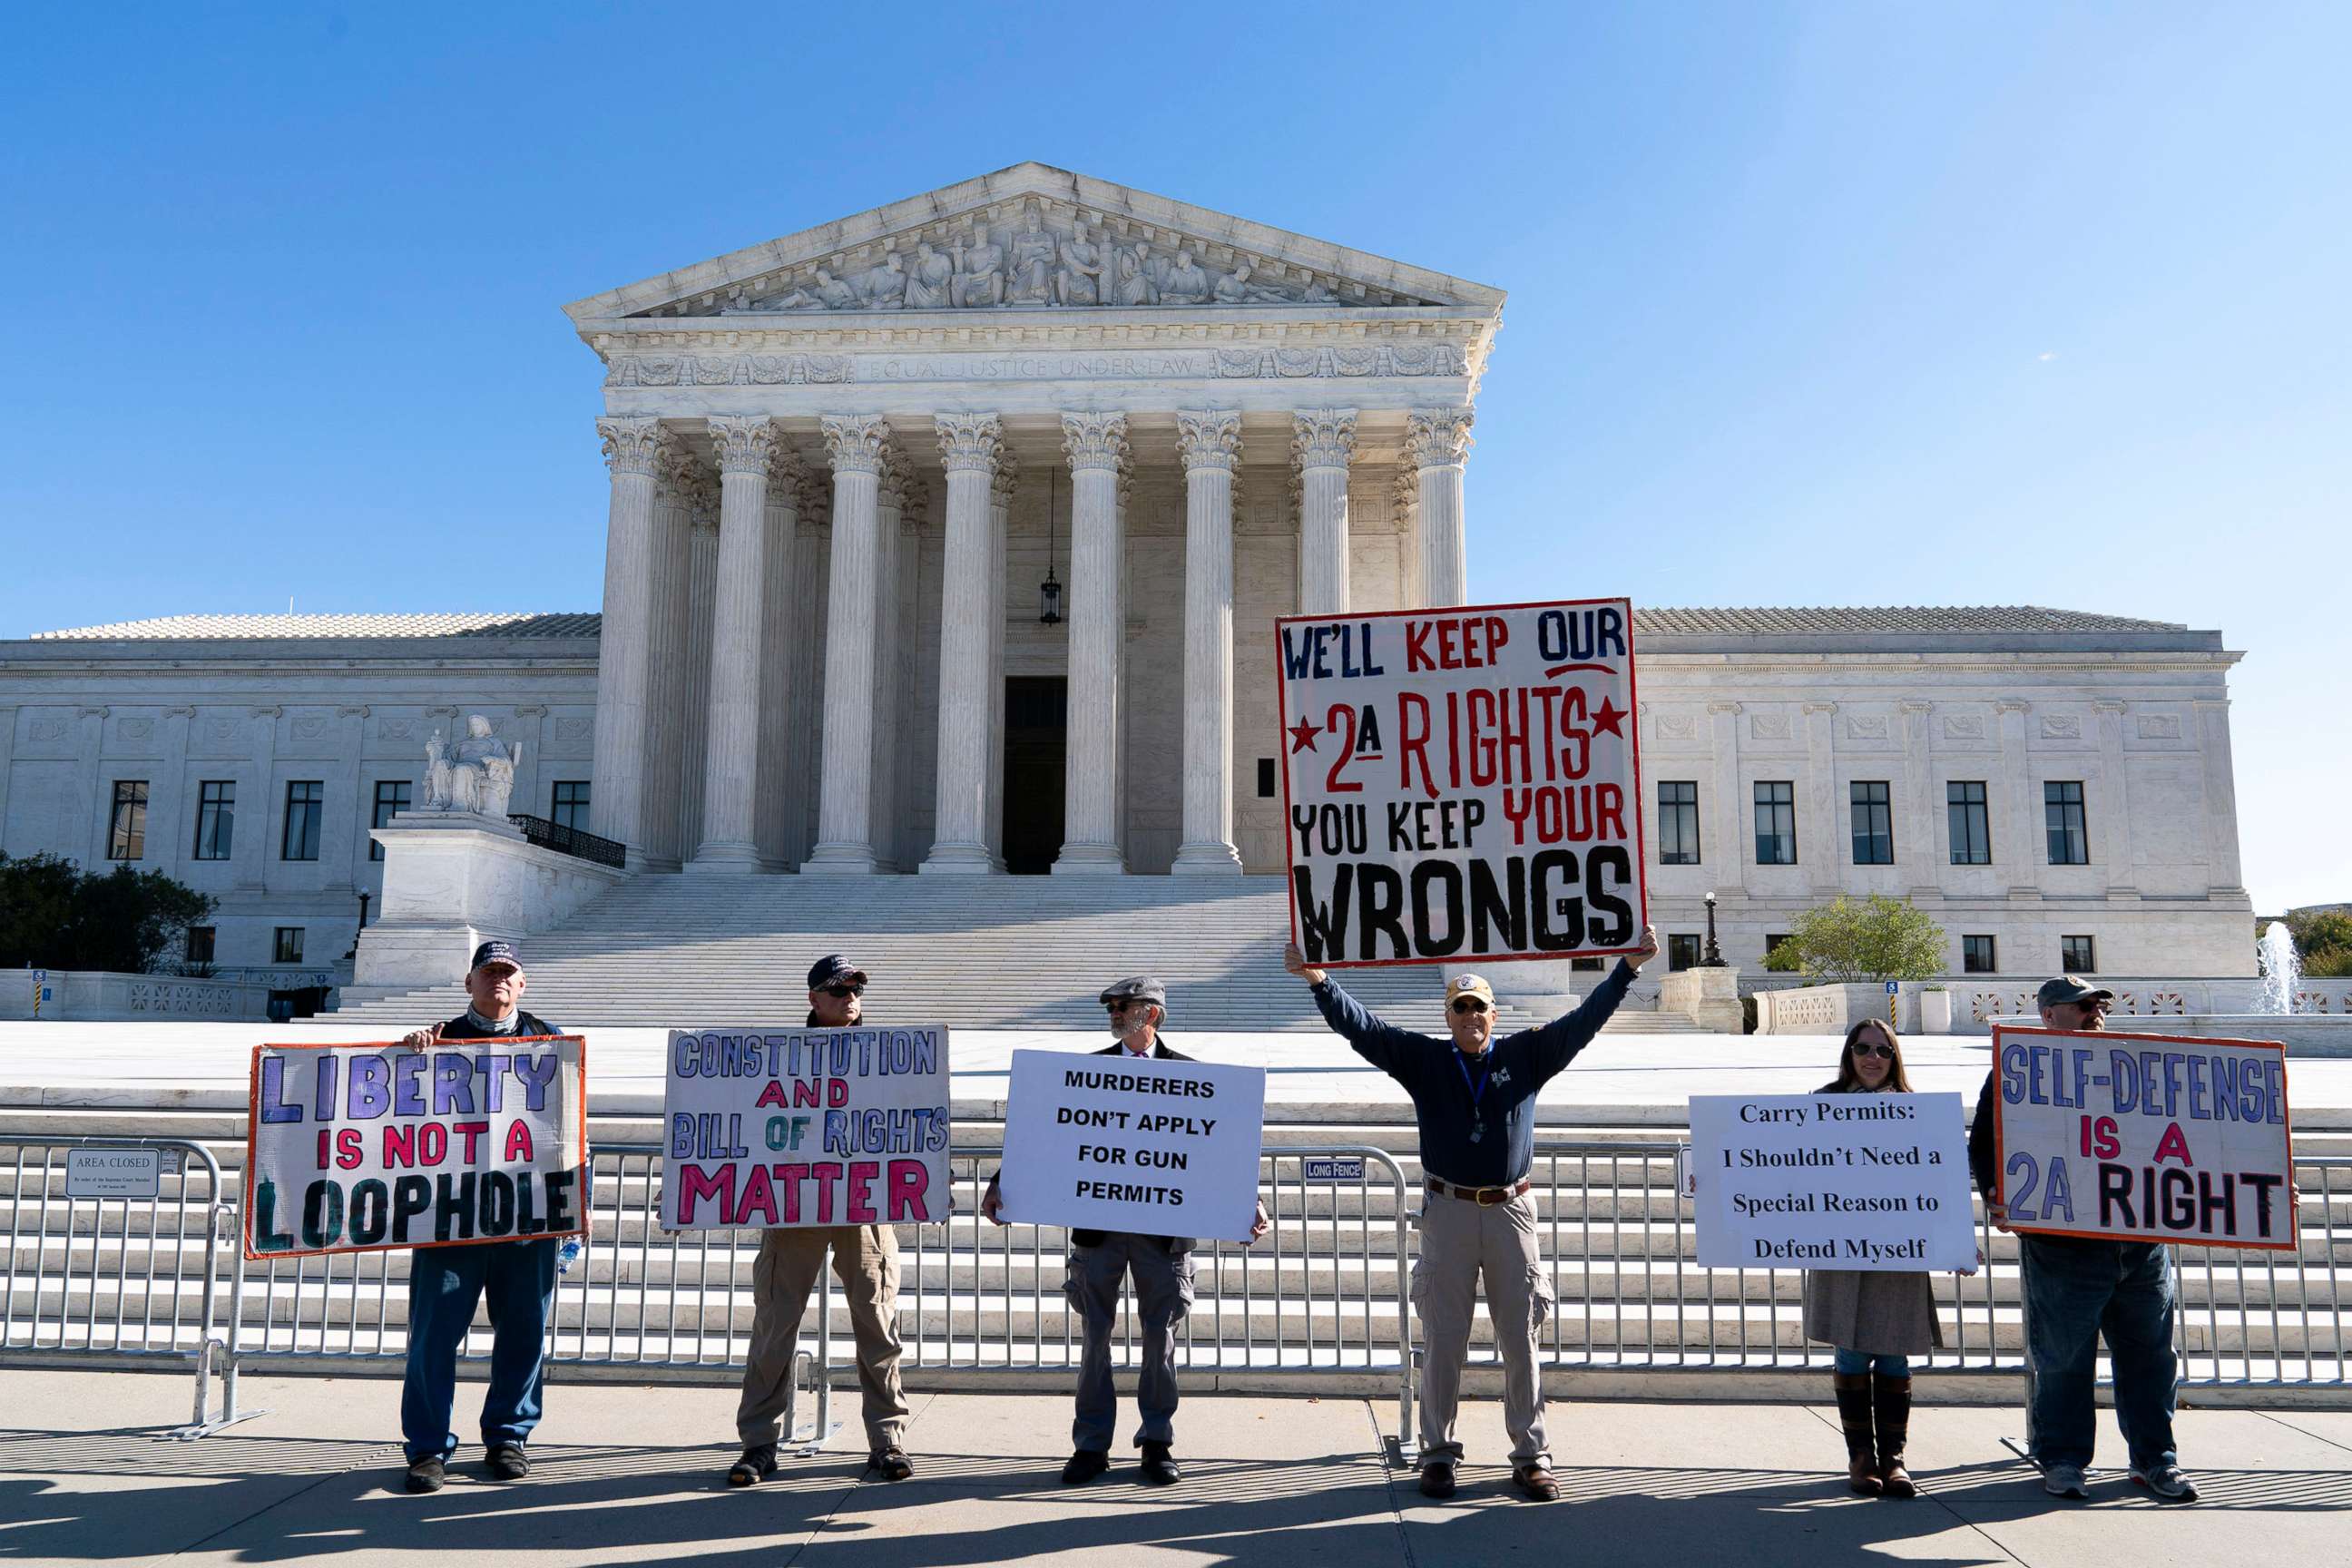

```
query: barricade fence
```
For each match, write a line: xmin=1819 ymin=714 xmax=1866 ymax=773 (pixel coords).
xmin=5 ymin=1136 xmax=2347 ymax=1441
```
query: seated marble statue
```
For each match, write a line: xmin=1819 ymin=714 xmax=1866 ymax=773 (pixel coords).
xmin=1112 ymin=244 xmax=1156 ymax=306
xmin=953 ymin=224 xmax=1004 ymax=307
xmin=858 ymin=253 xmax=907 ymax=309
xmin=905 ymin=242 xmax=954 ymax=309
xmin=1007 ymin=209 xmax=1057 ymax=304
xmin=761 ymin=266 xmax=855 ymax=311
xmin=1159 ymin=249 xmax=1211 ymax=305
xmin=1055 ymin=230 xmax=1103 ymax=306
xmin=423 ymin=715 xmax=522 ymax=818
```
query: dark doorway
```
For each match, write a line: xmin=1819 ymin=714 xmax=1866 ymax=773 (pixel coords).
xmin=1002 ymin=677 xmax=1067 ymax=875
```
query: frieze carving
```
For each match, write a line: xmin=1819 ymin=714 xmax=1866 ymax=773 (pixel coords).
xmin=1656 ymin=713 xmax=1698 ymax=741
xmin=607 ymin=352 xmax=852 ymax=388
xmin=1174 ymin=409 xmax=1242 ymax=473
xmin=1748 ymin=711 xmax=1793 ymax=741
xmin=118 ymin=718 xmax=154 ymax=742
xmin=603 ymin=340 xmax=1470 ymax=389
xmin=2137 ymin=714 xmax=2182 ymax=739
xmin=2041 ymin=714 xmax=2082 ymax=740
xmin=291 ymin=717 xmax=328 ymax=741
xmin=1943 ymin=714 xmax=1988 ymax=740
xmin=554 ymin=717 xmax=593 ymax=743
xmin=206 ymin=719 xmax=240 ymax=744
xmin=709 ymin=197 xmax=1386 ymax=318
xmin=29 ymin=719 xmax=66 ymax=742
xmin=378 ymin=718 xmax=416 ymax=741
xmin=1846 ymin=715 xmax=1890 ymax=740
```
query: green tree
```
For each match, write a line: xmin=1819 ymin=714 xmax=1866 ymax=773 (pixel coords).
xmin=1761 ymin=894 xmax=1948 ymax=984
xmin=0 ymin=853 xmax=216 ymax=975
xmin=2284 ymin=909 xmax=2352 ymax=979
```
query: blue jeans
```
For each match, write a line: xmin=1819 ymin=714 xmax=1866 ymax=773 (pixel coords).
xmin=2019 ymin=1234 xmax=2178 ymax=1471
xmin=401 ymin=1239 xmax=559 ymax=1463
xmin=1833 ymin=1348 xmax=1910 ymax=1377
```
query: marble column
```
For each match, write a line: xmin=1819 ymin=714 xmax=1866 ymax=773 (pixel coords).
xmin=1392 ymin=466 xmax=1425 ymax=610
xmin=872 ymin=464 xmax=916 ymax=870
xmin=689 ymin=415 xmax=778 ymax=874
xmin=805 ymin=415 xmax=892 ymax=874
xmin=1173 ymin=409 xmax=1244 ymax=875
xmin=1055 ymin=411 xmax=1130 ymax=874
xmin=1706 ymin=701 xmax=1744 ymax=892
xmin=785 ymin=474 xmax=830 ymax=864
xmin=752 ymin=452 xmax=805 ymax=868
xmin=635 ymin=447 xmax=699 ymax=870
xmin=678 ymin=475 xmax=721 ymax=861
xmin=1292 ymin=408 xmax=1357 ymax=614
xmin=1406 ymin=407 xmax=1474 ymax=608
xmin=1995 ymin=699 xmax=2035 ymax=897
xmin=983 ymin=456 xmax=1016 ymax=862
xmin=589 ymin=416 xmax=665 ymax=862
xmin=237 ymin=705 xmax=279 ymax=892
xmin=1804 ymin=702 xmax=1840 ymax=895
xmin=924 ymin=413 xmax=1004 ymax=872
xmin=2094 ymin=700 xmax=2137 ymax=897
xmin=1899 ymin=701 xmax=1938 ymax=897
xmin=2194 ymin=699 xmax=2247 ymax=896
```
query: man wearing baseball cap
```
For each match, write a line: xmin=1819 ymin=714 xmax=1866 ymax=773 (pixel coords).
xmin=1286 ymin=927 xmax=1661 ymax=1502
xmin=1967 ymin=975 xmax=2197 ymax=1503
xmin=393 ymin=941 xmax=565 ymax=1493
xmin=725 ymin=954 xmax=916 ymax=1488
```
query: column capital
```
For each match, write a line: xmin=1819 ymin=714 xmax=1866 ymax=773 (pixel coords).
xmin=597 ymin=415 xmax=668 ymax=478
xmin=1405 ymin=406 xmax=1476 ymax=470
xmin=763 ymin=447 xmax=808 ymax=510
xmin=821 ymin=414 xmax=894 ymax=476
xmin=935 ymin=412 xmax=1005 ymax=474
xmin=1175 ymin=409 xmax=1244 ymax=473
xmin=2093 ymin=699 xmax=2129 ymax=715
xmin=1390 ymin=465 xmax=1419 ymax=525
xmin=879 ymin=466 xmax=928 ymax=517
xmin=1995 ymin=698 xmax=2033 ymax=715
xmin=1061 ymin=411 xmax=1131 ymax=472
xmin=990 ymin=450 xmax=1021 ymax=509
xmin=707 ymin=415 xmax=780 ymax=477
xmin=1291 ymin=407 xmax=1358 ymax=470
xmin=1900 ymin=700 xmax=1934 ymax=716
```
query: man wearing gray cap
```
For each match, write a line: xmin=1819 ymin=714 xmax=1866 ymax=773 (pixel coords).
xmin=1968 ymin=975 xmax=2197 ymax=1504
xmin=983 ymin=976 xmax=1269 ymax=1487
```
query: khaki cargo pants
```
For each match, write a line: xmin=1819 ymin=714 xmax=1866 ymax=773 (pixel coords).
xmin=1412 ymin=1189 xmax=1555 ymax=1467
xmin=735 ymin=1225 xmax=909 ymax=1451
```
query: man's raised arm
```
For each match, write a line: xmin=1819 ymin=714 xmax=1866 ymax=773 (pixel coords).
xmin=1524 ymin=926 xmax=1661 ymax=1082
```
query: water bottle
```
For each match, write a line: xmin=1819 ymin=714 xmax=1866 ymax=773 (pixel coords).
xmin=557 ymin=1237 xmax=583 ymax=1276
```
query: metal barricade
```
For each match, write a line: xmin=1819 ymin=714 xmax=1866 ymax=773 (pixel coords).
xmin=0 ymin=1136 xmax=235 ymax=1437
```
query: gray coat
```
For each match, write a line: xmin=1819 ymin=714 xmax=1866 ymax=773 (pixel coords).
xmin=1799 ymin=1080 xmax=1947 ymax=1357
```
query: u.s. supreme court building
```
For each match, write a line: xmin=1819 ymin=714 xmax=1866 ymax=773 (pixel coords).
xmin=0 ymin=166 xmax=2255 ymax=1012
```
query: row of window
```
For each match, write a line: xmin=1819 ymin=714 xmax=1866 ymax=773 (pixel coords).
xmin=107 ymin=779 xmax=593 ymax=863
xmin=182 ymin=925 xmax=309 ymax=965
xmin=1653 ymin=779 xmax=2091 ymax=869
xmin=1664 ymin=932 xmax=2099 ymax=975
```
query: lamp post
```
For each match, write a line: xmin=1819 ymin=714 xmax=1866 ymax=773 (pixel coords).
xmin=1700 ymin=889 xmax=1727 ymax=967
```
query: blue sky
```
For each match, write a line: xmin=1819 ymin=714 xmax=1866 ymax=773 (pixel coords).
xmin=4 ymin=4 xmax=2345 ymax=910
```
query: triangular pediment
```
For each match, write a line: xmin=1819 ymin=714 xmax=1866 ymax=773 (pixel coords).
xmin=564 ymin=162 xmax=1504 ymax=324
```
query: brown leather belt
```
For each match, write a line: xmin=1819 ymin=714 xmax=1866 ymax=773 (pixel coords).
xmin=1426 ymin=1177 xmax=1532 ymax=1206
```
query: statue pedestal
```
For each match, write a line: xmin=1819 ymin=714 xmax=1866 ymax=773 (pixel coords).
xmin=1661 ymin=965 xmax=1744 ymax=1034
xmin=353 ymin=813 xmax=627 ymax=992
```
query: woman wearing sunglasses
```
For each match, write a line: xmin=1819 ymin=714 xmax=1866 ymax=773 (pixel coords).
xmin=1806 ymin=1017 xmax=1940 ymax=1499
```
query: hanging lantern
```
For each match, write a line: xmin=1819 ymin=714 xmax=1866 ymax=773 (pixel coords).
xmin=1039 ymin=467 xmax=1064 ymax=624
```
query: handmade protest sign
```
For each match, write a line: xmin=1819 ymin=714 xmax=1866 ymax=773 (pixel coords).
xmin=996 ymin=1049 xmax=1267 ymax=1244
xmin=244 ymin=1036 xmax=586 ymax=1260
xmin=1277 ymin=598 xmax=1645 ymax=968
xmin=1991 ymin=1025 xmax=2294 ymax=1249
xmin=662 ymin=1025 xmax=951 ymax=1230
xmin=1689 ymin=1093 xmax=1976 ymax=1270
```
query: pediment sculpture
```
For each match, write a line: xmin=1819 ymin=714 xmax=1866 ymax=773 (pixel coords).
xmin=421 ymin=714 xmax=522 ymax=818
xmin=720 ymin=200 xmax=1366 ymax=315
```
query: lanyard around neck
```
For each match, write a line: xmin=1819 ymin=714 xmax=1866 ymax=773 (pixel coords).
xmin=1455 ymin=1051 xmax=1491 ymax=1112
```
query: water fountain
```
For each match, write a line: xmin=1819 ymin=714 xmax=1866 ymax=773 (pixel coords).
xmin=2258 ymin=921 xmax=2301 ymax=1015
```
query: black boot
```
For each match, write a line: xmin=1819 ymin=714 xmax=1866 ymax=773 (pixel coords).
xmin=1874 ymin=1375 xmax=1916 ymax=1498
xmin=1834 ymin=1373 xmax=1881 ymax=1495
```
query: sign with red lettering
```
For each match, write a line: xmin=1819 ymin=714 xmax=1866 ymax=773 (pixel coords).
xmin=661 ymin=1026 xmax=951 ymax=1230
xmin=1277 ymin=598 xmax=1645 ymax=968
xmin=1991 ymin=1025 xmax=2295 ymax=1250
xmin=244 ymin=1037 xmax=587 ymax=1259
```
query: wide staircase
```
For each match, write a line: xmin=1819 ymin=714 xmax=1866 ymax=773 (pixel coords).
xmin=336 ymin=874 xmax=1706 ymax=1036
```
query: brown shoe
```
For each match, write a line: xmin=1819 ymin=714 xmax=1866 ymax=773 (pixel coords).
xmin=1834 ymin=1373 xmax=1883 ymax=1496
xmin=868 ymin=1446 xmax=914 ymax=1482
xmin=1418 ymin=1462 xmax=1456 ymax=1498
xmin=1513 ymin=1463 xmax=1561 ymax=1502
xmin=1874 ymin=1375 xmax=1916 ymax=1499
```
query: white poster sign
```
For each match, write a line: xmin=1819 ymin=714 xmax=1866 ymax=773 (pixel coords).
xmin=1689 ymin=1092 xmax=1976 ymax=1270
xmin=662 ymin=1024 xmax=952 ymax=1230
xmin=997 ymin=1049 xmax=1267 ymax=1244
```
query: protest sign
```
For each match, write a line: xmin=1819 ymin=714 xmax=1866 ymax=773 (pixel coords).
xmin=996 ymin=1049 xmax=1267 ymax=1244
xmin=1277 ymin=598 xmax=1645 ymax=968
xmin=1689 ymin=1093 xmax=1977 ymax=1270
xmin=1991 ymin=1025 xmax=2294 ymax=1250
xmin=662 ymin=1024 xmax=951 ymax=1230
xmin=244 ymin=1036 xmax=586 ymax=1260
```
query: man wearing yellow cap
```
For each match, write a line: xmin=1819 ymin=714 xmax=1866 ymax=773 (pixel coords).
xmin=1286 ymin=927 xmax=1659 ymax=1502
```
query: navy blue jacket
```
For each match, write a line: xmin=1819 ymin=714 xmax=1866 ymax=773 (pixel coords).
xmin=1311 ymin=964 xmax=1635 ymax=1187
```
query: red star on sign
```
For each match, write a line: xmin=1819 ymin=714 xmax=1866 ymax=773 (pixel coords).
xmin=1590 ymin=695 xmax=1628 ymax=738
xmin=1287 ymin=716 xmax=1321 ymax=754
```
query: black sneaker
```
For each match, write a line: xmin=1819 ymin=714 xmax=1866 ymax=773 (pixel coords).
xmin=1418 ymin=1462 xmax=1455 ymax=1499
xmin=1062 ymin=1448 xmax=1111 ymax=1485
xmin=727 ymin=1444 xmax=779 ymax=1487
xmin=485 ymin=1443 xmax=529 ymax=1481
xmin=869 ymin=1446 xmax=915 ymax=1481
xmin=1139 ymin=1441 xmax=1181 ymax=1485
xmin=404 ymin=1455 xmax=446 ymax=1494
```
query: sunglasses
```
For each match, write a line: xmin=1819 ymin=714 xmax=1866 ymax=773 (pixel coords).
xmin=821 ymin=984 xmax=865 ymax=999
xmin=1852 ymin=1044 xmax=1896 ymax=1061
xmin=1450 ymin=998 xmax=1491 ymax=1015
xmin=1105 ymin=999 xmax=1152 ymax=1014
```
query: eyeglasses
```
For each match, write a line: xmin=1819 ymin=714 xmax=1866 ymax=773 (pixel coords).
xmin=2075 ymin=999 xmax=2112 ymax=1014
xmin=1450 ymin=998 xmax=1491 ymax=1015
xmin=1852 ymin=1044 xmax=1896 ymax=1061
xmin=1105 ymin=999 xmax=1152 ymax=1014
xmin=821 ymin=984 xmax=864 ymax=999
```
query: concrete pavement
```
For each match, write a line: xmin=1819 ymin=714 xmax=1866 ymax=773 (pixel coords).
xmin=4 ymin=1368 xmax=2350 ymax=1565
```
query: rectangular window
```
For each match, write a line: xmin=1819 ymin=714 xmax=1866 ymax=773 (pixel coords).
xmin=1765 ymin=933 xmax=1793 ymax=965
xmin=273 ymin=926 xmax=305 ymax=965
xmin=1668 ymin=934 xmax=1703 ymax=972
xmin=1257 ymin=759 xmax=1277 ymax=799
xmin=1849 ymin=780 xmax=1895 ymax=865
xmin=192 ymin=780 xmax=235 ymax=860
xmin=185 ymin=926 xmax=215 ymax=965
xmin=1753 ymin=781 xmax=1797 ymax=865
xmin=550 ymin=780 xmax=592 ymax=832
xmin=281 ymin=780 xmax=323 ymax=861
xmin=2062 ymin=935 xmax=2097 ymax=974
xmin=1658 ymin=780 xmax=1701 ymax=865
xmin=107 ymin=780 xmax=148 ymax=860
xmin=1962 ymin=935 xmax=1997 ymax=974
xmin=1947 ymin=781 xmax=1992 ymax=865
xmin=2045 ymin=780 xmax=2089 ymax=866
xmin=369 ymin=780 xmax=412 ymax=861
xmin=1571 ymin=956 xmax=1604 ymax=972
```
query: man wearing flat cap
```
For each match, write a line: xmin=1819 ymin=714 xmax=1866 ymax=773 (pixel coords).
xmin=393 ymin=941 xmax=564 ymax=1493
xmin=724 ymin=954 xmax=916 ymax=1488
xmin=1968 ymin=975 xmax=2197 ymax=1504
xmin=984 ymin=975 xmax=1269 ymax=1487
